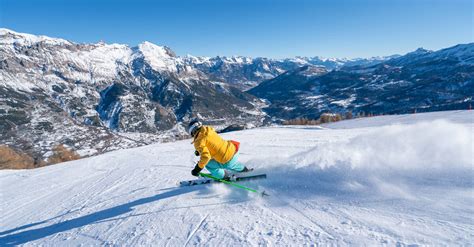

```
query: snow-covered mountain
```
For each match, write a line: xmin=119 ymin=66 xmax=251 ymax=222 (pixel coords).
xmin=1 ymin=111 xmax=473 ymax=245
xmin=0 ymin=28 xmax=266 ymax=166
xmin=249 ymin=43 xmax=474 ymax=120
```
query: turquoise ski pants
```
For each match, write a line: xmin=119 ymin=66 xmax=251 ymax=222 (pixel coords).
xmin=205 ymin=152 xmax=244 ymax=179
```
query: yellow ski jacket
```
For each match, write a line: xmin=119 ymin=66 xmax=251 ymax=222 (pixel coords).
xmin=193 ymin=126 xmax=237 ymax=168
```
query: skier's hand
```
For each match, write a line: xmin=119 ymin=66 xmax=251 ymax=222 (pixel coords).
xmin=191 ymin=163 xmax=202 ymax=177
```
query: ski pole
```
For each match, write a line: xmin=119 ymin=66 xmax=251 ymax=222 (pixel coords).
xmin=199 ymin=172 xmax=268 ymax=196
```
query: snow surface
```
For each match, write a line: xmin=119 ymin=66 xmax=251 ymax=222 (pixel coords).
xmin=1 ymin=110 xmax=473 ymax=246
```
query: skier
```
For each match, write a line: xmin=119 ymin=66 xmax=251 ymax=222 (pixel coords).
xmin=187 ymin=119 xmax=250 ymax=180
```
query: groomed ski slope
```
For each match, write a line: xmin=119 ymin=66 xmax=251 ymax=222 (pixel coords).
xmin=1 ymin=110 xmax=473 ymax=246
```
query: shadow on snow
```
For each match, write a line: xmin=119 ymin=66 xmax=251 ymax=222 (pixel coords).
xmin=0 ymin=186 xmax=200 ymax=246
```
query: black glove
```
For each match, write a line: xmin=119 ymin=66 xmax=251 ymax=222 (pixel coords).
xmin=191 ymin=163 xmax=202 ymax=177
xmin=194 ymin=150 xmax=200 ymax=156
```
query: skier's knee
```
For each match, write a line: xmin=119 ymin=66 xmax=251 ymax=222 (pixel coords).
xmin=209 ymin=168 xmax=225 ymax=179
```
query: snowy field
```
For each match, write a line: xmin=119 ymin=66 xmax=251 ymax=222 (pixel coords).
xmin=1 ymin=110 xmax=473 ymax=246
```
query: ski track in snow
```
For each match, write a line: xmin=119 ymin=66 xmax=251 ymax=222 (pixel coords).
xmin=184 ymin=213 xmax=210 ymax=247
xmin=0 ymin=110 xmax=473 ymax=246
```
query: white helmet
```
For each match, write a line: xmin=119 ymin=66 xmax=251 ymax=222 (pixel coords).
xmin=187 ymin=119 xmax=202 ymax=136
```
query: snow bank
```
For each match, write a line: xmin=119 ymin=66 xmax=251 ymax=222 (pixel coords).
xmin=256 ymin=120 xmax=473 ymax=199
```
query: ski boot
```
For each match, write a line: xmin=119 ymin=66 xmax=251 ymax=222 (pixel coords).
xmin=222 ymin=170 xmax=237 ymax=181
xmin=240 ymin=166 xmax=253 ymax=173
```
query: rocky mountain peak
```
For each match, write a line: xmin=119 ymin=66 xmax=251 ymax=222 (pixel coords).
xmin=410 ymin=47 xmax=432 ymax=55
xmin=136 ymin=41 xmax=181 ymax=72
xmin=0 ymin=28 xmax=72 ymax=46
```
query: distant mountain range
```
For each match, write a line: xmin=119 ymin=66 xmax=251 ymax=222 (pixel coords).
xmin=249 ymin=44 xmax=473 ymax=119
xmin=1 ymin=28 xmax=472 ymax=167
xmin=184 ymin=54 xmax=398 ymax=89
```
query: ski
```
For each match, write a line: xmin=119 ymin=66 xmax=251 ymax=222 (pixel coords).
xmin=179 ymin=178 xmax=214 ymax=186
xmin=179 ymin=173 xmax=266 ymax=187
xmin=235 ymin=173 xmax=267 ymax=181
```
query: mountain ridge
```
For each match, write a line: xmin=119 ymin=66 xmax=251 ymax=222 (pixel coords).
xmin=249 ymin=42 xmax=474 ymax=119
xmin=0 ymin=28 xmax=399 ymax=89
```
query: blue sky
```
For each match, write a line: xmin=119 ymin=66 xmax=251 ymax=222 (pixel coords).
xmin=0 ymin=0 xmax=472 ymax=58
